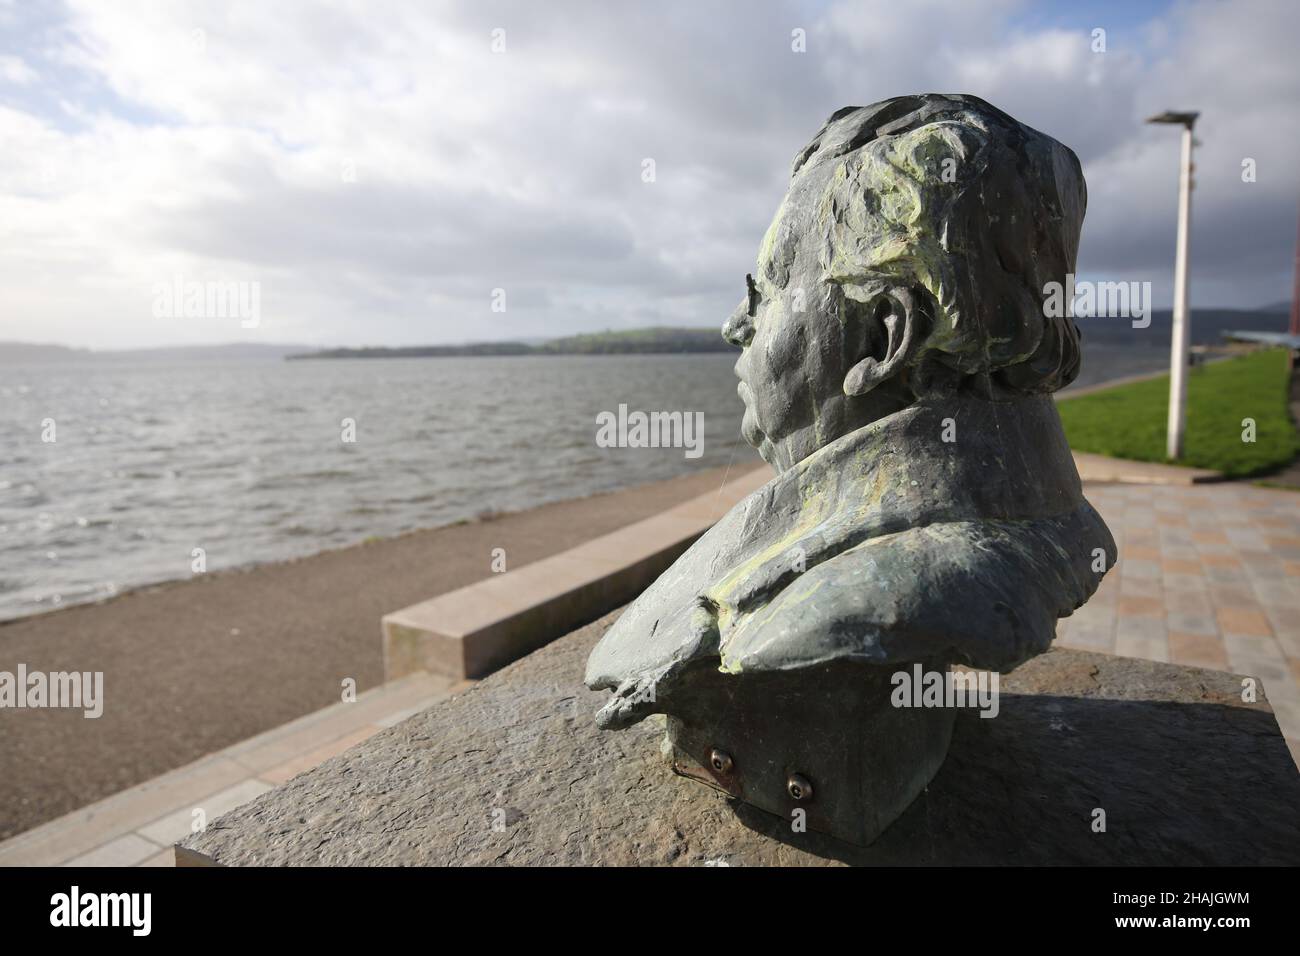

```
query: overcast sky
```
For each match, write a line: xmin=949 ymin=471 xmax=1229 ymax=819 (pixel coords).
xmin=0 ymin=0 xmax=1297 ymax=350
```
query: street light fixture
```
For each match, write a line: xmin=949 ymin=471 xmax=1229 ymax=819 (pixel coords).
xmin=1146 ymin=109 xmax=1198 ymax=460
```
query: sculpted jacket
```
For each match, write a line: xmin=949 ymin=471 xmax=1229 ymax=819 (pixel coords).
xmin=585 ymin=394 xmax=1116 ymax=730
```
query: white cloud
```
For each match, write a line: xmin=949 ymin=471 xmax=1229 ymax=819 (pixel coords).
xmin=0 ymin=0 xmax=1295 ymax=349
xmin=0 ymin=53 xmax=36 ymax=85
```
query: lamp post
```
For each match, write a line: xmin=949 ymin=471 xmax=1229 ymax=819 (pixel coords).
xmin=1291 ymin=210 xmax=1300 ymax=372
xmin=1146 ymin=110 xmax=1198 ymax=460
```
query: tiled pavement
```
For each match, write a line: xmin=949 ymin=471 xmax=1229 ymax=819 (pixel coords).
xmin=1057 ymin=481 xmax=1300 ymax=765
xmin=0 ymin=671 xmax=468 ymax=867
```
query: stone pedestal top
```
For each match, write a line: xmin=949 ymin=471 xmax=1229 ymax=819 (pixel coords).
xmin=183 ymin=609 xmax=1300 ymax=866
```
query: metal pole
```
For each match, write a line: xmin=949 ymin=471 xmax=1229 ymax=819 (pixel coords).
xmin=1290 ymin=209 xmax=1299 ymax=374
xmin=1290 ymin=208 xmax=1299 ymax=338
xmin=1166 ymin=124 xmax=1194 ymax=460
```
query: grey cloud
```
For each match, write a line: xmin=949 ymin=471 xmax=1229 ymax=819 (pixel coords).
xmin=3 ymin=0 xmax=1296 ymax=349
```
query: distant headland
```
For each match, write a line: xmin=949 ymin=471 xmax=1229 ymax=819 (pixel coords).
xmin=285 ymin=327 xmax=734 ymax=360
xmin=287 ymin=306 xmax=1294 ymax=359
xmin=4 ymin=307 xmax=1290 ymax=364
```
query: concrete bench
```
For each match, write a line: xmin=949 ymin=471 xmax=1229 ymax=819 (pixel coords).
xmin=381 ymin=466 xmax=771 ymax=681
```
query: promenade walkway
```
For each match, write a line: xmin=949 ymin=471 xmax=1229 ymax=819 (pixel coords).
xmin=1057 ymin=480 xmax=1300 ymax=764
xmin=0 ymin=671 xmax=466 ymax=866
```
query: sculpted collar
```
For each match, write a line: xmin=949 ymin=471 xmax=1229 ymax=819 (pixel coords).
xmin=586 ymin=394 xmax=1115 ymax=729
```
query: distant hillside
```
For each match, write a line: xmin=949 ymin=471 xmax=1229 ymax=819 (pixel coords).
xmin=539 ymin=327 xmax=729 ymax=354
xmin=1074 ymin=308 xmax=1292 ymax=348
xmin=7 ymin=306 xmax=1289 ymax=365
xmin=1257 ymin=300 xmax=1294 ymax=314
xmin=290 ymin=311 xmax=1297 ymax=361
xmin=286 ymin=342 xmax=536 ymax=360
xmin=0 ymin=342 xmax=313 ymax=363
xmin=287 ymin=327 xmax=732 ymax=359
xmin=0 ymin=342 xmax=94 ymax=362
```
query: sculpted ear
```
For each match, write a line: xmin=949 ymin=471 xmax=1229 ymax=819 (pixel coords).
xmin=843 ymin=287 xmax=929 ymax=397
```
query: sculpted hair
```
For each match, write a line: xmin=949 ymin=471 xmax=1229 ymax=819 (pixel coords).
xmin=790 ymin=94 xmax=1085 ymax=397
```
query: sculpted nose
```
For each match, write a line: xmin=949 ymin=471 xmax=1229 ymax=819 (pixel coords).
xmin=722 ymin=298 xmax=754 ymax=348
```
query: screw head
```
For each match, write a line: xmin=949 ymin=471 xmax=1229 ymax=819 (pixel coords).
xmin=787 ymin=773 xmax=813 ymax=801
xmin=709 ymin=749 xmax=734 ymax=774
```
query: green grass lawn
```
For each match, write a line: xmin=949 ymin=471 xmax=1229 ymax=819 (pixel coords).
xmin=1056 ymin=348 xmax=1300 ymax=479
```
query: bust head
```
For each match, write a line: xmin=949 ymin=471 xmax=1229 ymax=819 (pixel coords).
xmin=723 ymin=93 xmax=1087 ymax=471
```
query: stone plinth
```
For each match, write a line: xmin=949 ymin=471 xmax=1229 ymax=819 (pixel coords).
xmin=183 ymin=609 xmax=1300 ymax=866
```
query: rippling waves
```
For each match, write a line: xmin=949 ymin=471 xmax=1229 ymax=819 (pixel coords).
xmin=0 ymin=354 xmax=752 ymax=621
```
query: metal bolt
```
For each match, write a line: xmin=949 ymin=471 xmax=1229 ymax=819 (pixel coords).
xmin=709 ymin=749 xmax=734 ymax=774
xmin=787 ymin=773 xmax=813 ymax=801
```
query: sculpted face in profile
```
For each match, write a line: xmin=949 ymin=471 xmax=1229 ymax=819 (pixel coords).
xmin=586 ymin=94 xmax=1116 ymax=846
xmin=723 ymin=94 xmax=1083 ymax=474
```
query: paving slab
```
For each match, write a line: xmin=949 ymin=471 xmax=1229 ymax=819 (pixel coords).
xmin=63 ymin=833 xmax=162 ymax=868
xmin=1061 ymin=482 xmax=1300 ymax=752
xmin=0 ymin=754 xmax=251 ymax=867
xmin=1073 ymin=451 xmax=1220 ymax=485
xmin=0 ymin=670 xmax=463 ymax=866
xmin=137 ymin=779 xmax=275 ymax=846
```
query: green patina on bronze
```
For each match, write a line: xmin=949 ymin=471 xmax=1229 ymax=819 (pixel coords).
xmin=585 ymin=94 xmax=1113 ymax=847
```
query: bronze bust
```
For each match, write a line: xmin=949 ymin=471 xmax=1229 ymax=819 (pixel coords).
xmin=586 ymin=93 xmax=1116 ymax=845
